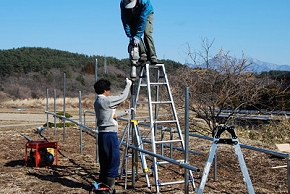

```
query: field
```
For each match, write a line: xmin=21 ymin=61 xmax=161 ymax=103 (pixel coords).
xmin=0 ymin=98 xmax=289 ymax=193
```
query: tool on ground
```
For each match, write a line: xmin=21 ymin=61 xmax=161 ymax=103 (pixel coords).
xmin=197 ymin=125 xmax=255 ymax=194
xmin=91 ymin=181 xmax=113 ymax=194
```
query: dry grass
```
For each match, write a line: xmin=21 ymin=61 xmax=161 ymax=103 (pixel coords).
xmin=0 ymin=95 xmax=95 ymax=110
xmin=0 ymin=93 xmax=133 ymax=112
xmin=1 ymin=97 xmax=84 ymax=107
xmin=0 ymin=97 xmax=289 ymax=193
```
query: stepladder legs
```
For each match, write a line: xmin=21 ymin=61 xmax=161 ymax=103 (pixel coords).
xmin=197 ymin=125 xmax=255 ymax=194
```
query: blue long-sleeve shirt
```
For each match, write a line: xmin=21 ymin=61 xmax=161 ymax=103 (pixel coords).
xmin=120 ymin=0 xmax=154 ymax=39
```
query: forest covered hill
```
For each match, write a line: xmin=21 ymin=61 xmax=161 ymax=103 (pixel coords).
xmin=0 ymin=47 xmax=183 ymax=100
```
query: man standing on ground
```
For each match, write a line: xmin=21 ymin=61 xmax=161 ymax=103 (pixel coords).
xmin=93 ymin=78 xmax=132 ymax=193
xmin=120 ymin=0 xmax=158 ymax=64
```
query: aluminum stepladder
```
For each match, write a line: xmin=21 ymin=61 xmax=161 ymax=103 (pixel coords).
xmin=134 ymin=63 xmax=195 ymax=193
xmin=197 ymin=125 xmax=255 ymax=194
xmin=119 ymin=77 xmax=151 ymax=189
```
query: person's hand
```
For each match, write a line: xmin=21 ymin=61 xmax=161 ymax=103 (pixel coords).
xmin=125 ymin=78 xmax=132 ymax=86
xmin=132 ymin=37 xmax=140 ymax=46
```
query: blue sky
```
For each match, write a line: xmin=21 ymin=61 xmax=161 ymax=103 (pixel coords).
xmin=1 ymin=0 xmax=289 ymax=65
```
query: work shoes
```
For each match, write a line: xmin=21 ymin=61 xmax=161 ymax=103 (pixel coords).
xmin=150 ymin=58 xmax=158 ymax=64
xmin=138 ymin=56 xmax=158 ymax=65
xmin=138 ymin=56 xmax=147 ymax=66
xmin=139 ymin=56 xmax=147 ymax=63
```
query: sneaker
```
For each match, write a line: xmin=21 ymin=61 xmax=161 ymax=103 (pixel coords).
xmin=150 ymin=58 xmax=158 ymax=64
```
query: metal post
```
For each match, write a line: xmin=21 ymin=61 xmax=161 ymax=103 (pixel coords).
xmin=63 ymin=73 xmax=66 ymax=141
xmin=95 ymin=58 xmax=98 ymax=81
xmin=161 ymin=128 xmax=165 ymax=156
xmin=83 ymin=112 xmax=86 ymax=126
xmin=95 ymin=58 xmax=99 ymax=163
xmin=214 ymin=155 xmax=217 ymax=181
xmin=79 ymin=91 xmax=83 ymax=154
xmin=104 ymin=55 xmax=107 ymax=74
xmin=46 ymin=88 xmax=49 ymax=129
xmin=131 ymin=81 xmax=137 ymax=188
xmin=54 ymin=89 xmax=56 ymax=135
xmin=170 ymin=128 xmax=173 ymax=158
xmin=213 ymin=124 xmax=217 ymax=181
xmin=184 ymin=87 xmax=189 ymax=194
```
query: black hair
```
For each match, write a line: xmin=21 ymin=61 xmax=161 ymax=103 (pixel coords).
xmin=94 ymin=79 xmax=111 ymax=94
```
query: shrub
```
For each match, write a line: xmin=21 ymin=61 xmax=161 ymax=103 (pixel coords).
xmin=43 ymin=122 xmax=76 ymax=128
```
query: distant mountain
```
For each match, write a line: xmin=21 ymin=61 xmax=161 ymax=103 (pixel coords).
xmin=186 ymin=57 xmax=290 ymax=73
xmin=249 ymin=58 xmax=290 ymax=73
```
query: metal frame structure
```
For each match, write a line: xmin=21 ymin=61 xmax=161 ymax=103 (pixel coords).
xmin=44 ymin=67 xmax=290 ymax=194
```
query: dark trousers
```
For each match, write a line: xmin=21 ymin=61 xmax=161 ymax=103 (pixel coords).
xmin=98 ymin=132 xmax=120 ymax=179
xmin=139 ymin=13 xmax=157 ymax=60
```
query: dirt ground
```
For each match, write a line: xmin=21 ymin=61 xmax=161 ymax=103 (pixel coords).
xmin=0 ymin=107 xmax=289 ymax=194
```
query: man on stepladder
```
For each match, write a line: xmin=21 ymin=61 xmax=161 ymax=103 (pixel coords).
xmin=120 ymin=0 xmax=158 ymax=65
xmin=93 ymin=78 xmax=132 ymax=194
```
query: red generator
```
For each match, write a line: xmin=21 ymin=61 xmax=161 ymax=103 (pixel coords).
xmin=24 ymin=140 xmax=58 ymax=168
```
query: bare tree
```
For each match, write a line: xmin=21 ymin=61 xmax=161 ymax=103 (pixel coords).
xmin=170 ymin=39 xmax=276 ymax=136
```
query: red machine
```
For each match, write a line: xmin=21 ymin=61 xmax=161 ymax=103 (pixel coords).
xmin=24 ymin=140 xmax=58 ymax=168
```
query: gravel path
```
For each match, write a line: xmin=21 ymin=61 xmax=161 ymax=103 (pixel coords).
xmin=0 ymin=113 xmax=47 ymax=121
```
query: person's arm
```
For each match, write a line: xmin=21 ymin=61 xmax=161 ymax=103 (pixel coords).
xmin=108 ymin=79 xmax=132 ymax=108
xmin=120 ymin=3 xmax=132 ymax=38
